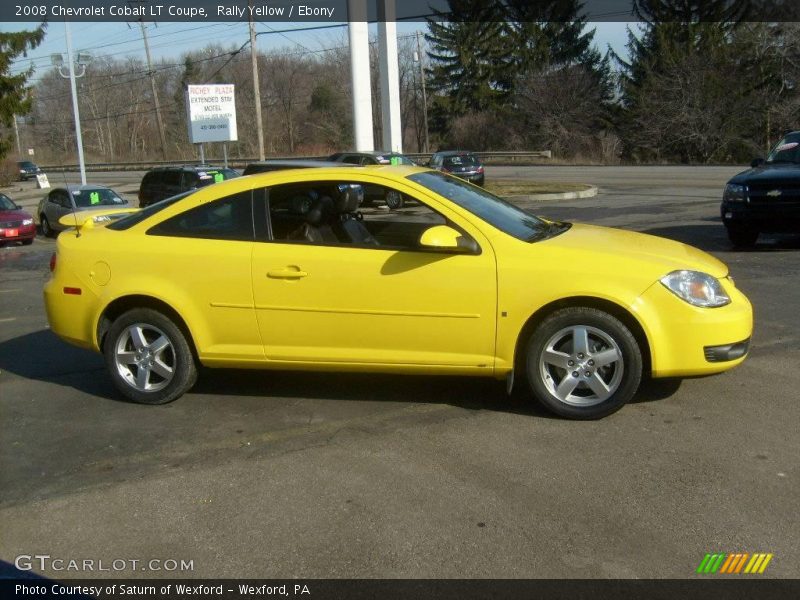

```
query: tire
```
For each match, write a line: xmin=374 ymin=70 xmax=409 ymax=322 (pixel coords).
xmin=524 ymin=307 xmax=642 ymax=420
xmin=726 ymin=225 xmax=758 ymax=248
xmin=385 ymin=191 xmax=405 ymax=210
xmin=103 ymin=308 xmax=197 ymax=405
xmin=40 ymin=215 xmax=54 ymax=238
xmin=22 ymin=239 xmax=34 ymax=246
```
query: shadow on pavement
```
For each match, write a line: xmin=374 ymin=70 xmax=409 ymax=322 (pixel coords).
xmin=641 ymin=223 xmax=800 ymax=253
xmin=1 ymin=330 xmax=684 ymax=417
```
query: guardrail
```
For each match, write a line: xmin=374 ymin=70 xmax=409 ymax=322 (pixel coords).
xmin=40 ymin=150 xmax=552 ymax=172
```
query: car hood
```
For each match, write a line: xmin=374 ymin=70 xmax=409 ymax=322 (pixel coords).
xmin=0 ymin=209 xmax=32 ymax=221
xmin=729 ymin=163 xmax=800 ymax=185
xmin=535 ymin=223 xmax=728 ymax=279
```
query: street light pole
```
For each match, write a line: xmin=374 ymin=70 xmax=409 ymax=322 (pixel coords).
xmin=415 ymin=31 xmax=430 ymax=154
xmin=64 ymin=21 xmax=87 ymax=185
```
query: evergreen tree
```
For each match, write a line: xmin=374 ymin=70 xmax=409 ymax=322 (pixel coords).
xmin=0 ymin=25 xmax=45 ymax=159
xmin=613 ymin=0 xmax=751 ymax=161
xmin=425 ymin=0 xmax=514 ymax=130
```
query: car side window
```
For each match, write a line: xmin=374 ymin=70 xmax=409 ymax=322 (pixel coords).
xmin=181 ymin=172 xmax=199 ymax=189
xmin=341 ymin=155 xmax=361 ymax=165
xmin=147 ymin=190 xmax=254 ymax=241
xmin=264 ymin=180 xmax=449 ymax=252
xmin=52 ymin=191 xmax=70 ymax=208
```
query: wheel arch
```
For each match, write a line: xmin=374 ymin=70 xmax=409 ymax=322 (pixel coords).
xmin=513 ymin=296 xmax=652 ymax=376
xmin=97 ymin=295 xmax=198 ymax=358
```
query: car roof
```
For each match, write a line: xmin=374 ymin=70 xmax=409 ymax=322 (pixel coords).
xmin=147 ymin=164 xmax=232 ymax=172
xmin=435 ymin=150 xmax=478 ymax=156
xmin=52 ymin=184 xmax=114 ymax=192
xmin=333 ymin=151 xmax=408 ymax=157
xmin=246 ymin=160 xmax=345 ymax=168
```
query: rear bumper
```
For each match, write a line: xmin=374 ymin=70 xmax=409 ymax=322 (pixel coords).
xmin=0 ymin=224 xmax=36 ymax=241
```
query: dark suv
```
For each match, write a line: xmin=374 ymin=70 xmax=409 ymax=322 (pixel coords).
xmin=722 ymin=132 xmax=800 ymax=247
xmin=138 ymin=165 xmax=239 ymax=208
xmin=429 ymin=151 xmax=484 ymax=185
xmin=18 ymin=161 xmax=42 ymax=181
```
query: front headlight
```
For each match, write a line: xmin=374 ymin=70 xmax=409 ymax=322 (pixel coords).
xmin=723 ymin=183 xmax=747 ymax=203
xmin=22 ymin=218 xmax=33 ymax=226
xmin=660 ymin=270 xmax=731 ymax=308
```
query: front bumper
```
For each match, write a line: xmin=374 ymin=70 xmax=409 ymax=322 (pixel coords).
xmin=722 ymin=203 xmax=800 ymax=233
xmin=636 ymin=278 xmax=753 ymax=377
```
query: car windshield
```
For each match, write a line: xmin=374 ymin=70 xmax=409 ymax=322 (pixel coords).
xmin=408 ymin=171 xmax=561 ymax=242
xmin=195 ymin=168 xmax=239 ymax=187
xmin=71 ymin=188 xmax=126 ymax=208
xmin=0 ymin=195 xmax=16 ymax=210
xmin=766 ymin=133 xmax=800 ymax=164
xmin=387 ymin=155 xmax=415 ymax=165
xmin=107 ymin=191 xmax=194 ymax=231
xmin=444 ymin=155 xmax=479 ymax=167
xmin=19 ymin=161 xmax=36 ymax=169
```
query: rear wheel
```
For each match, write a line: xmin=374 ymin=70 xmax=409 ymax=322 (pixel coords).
xmin=525 ymin=307 xmax=642 ymax=420
xmin=22 ymin=239 xmax=33 ymax=246
xmin=726 ymin=225 xmax=758 ymax=248
xmin=104 ymin=308 xmax=197 ymax=405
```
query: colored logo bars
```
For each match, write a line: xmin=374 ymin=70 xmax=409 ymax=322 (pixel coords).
xmin=697 ymin=552 xmax=774 ymax=574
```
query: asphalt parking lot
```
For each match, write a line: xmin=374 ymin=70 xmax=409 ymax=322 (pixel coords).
xmin=0 ymin=166 xmax=797 ymax=579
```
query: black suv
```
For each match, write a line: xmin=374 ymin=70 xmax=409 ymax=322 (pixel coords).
xmin=429 ymin=151 xmax=484 ymax=185
xmin=138 ymin=165 xmax=239 ymax=208
xmin=722 ymin=131 xmax=800 ymax=247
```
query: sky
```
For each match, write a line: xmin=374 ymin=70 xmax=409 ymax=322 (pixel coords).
xmin=1 ymin=20 xmax=634 ymax=87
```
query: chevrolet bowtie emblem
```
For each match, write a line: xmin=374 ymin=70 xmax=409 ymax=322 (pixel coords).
xmin=766 ymin=189 xmax=782 ymax=197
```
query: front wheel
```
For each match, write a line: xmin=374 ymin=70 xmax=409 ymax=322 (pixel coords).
xmin=525 ymin=307 xmax=642 ymax=420
xmin=385 ymin=191 xmax=405 ymax=210
xmin=104 ymin=308 xmax=197 ymax=405
xmin=40 ymin=215 xmax=54 ymax=238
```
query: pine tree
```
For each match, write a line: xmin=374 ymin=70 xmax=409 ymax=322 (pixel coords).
xmin=425 ymin=0 xmax=514 ymax=129
xmin=0 ymin=25 xmax=46 ymax=159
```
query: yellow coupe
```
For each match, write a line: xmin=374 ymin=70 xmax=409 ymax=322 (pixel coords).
xmin=44 ymin=166 xmax=752 ymax=419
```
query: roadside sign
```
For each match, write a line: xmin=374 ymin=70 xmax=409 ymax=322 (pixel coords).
xmin=185 ymin=84 xmax=238 ymax=144
xmin=36 ymin=173 xmax=50 ymax=189
xmin=27 ymin=148 xmax=34 ymax=156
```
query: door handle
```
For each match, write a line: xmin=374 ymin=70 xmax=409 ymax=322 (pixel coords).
xmin=267 ymin=267 xmax=308 ymax=280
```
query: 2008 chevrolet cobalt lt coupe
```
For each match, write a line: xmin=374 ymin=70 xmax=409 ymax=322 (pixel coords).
xmin=44 ymin=166 xmax=752 ymax=419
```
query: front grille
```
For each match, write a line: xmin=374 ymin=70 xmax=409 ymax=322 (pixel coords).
xmin=748 ymin=183 xmax=800 ymax=206
xmin=0 ymin=220 xmax=23 ymax=228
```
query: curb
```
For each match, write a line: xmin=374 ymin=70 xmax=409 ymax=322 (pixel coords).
xmin=504 ymin=185 xmax=598 ymax=202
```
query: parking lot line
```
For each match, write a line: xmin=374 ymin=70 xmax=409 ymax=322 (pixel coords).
xmin=0 ymin=289 xmax=22 ymax=293
xmin=0 ymin=317 xmax=17 ymax=323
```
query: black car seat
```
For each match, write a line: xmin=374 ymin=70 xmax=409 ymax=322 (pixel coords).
xmin=288 ymin=195 xmax=338 ymax=244
xmin=333 ymin=184 xmax=378 ymax=245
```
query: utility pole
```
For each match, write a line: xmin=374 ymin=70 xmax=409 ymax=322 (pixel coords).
xmin=12 ymin=115 xmax=21 ymax=156
xmin=416 ymin=30 xmax=430 ymax=154
xmin=140 ymin=21 xmax=168 ymax=160
xmin=249 ymin=0 xmax=265 ymax=161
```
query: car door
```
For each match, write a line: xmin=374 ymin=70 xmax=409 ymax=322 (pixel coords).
xmin=144 ymin=189 xmax=263 ymax=362
xmin=46 ymin=190 xmax=71 ymax=225
xmin=251 ymin=176 xmax=498 ymax=371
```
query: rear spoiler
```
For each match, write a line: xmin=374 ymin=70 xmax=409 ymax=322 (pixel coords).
xmin=58 ymin=208 xmax=139 ymax=231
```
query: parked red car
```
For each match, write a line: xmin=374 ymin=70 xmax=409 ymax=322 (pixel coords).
xmin=0 ymin=193 xmax=36 ymax=245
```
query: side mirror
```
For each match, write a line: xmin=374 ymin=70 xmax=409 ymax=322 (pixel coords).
xmin=751 ymin=157 xmax=765 ymax=168
xmin=419 ymin=225 xmax=478 ymax=253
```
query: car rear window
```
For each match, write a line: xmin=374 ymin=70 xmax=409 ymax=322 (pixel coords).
xmin=194 ymin=168 xmax=239 ymax=187
xmin=444 ymin=155 xmax=479 ymax=167
xmin=72 ymin=188 xmax=126 ymax=208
